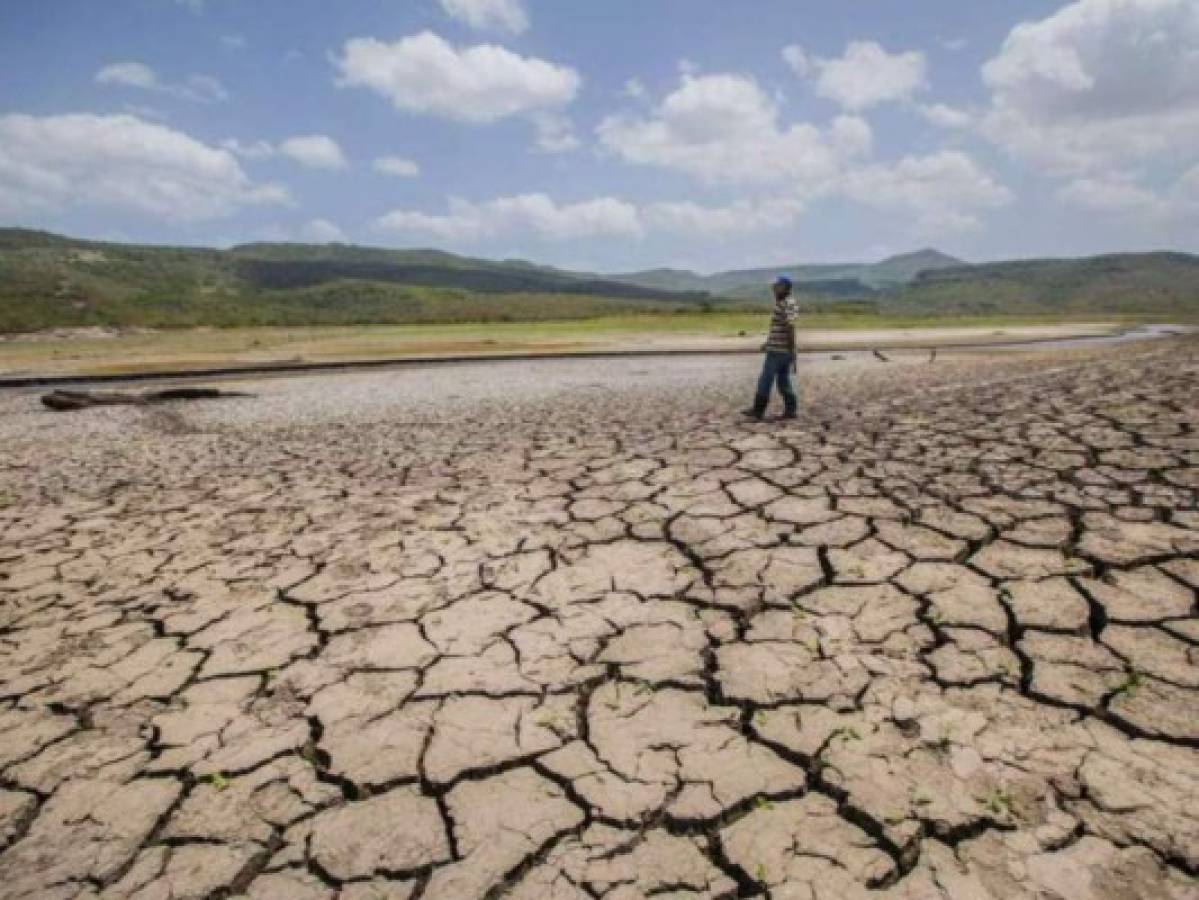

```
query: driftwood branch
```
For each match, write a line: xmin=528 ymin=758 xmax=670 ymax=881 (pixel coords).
xmin=41 ymin=387 xmax=250 ymax=412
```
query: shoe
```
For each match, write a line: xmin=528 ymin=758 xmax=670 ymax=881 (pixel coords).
xmin=779 ymin=409 xmax=799 ymax=420
xmin=741 ymin=407 xmax=765 ymax=421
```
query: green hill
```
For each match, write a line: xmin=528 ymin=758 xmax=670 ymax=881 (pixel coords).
xmin=0 ymin=229 xmax=711 ymax=332
xmin=888 ymin=253 xmax=1199 ymax=316
xmin=611 ymin=249 xmax=1199 ymax=317
xmin=0 ymin=229 xmax=1195 ymax=332
xmin=611 ymin=249 xmax=964 ymax=297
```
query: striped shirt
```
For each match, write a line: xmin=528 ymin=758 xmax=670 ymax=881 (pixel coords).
xmin=764 ymin=295 xmax=799 ymax=352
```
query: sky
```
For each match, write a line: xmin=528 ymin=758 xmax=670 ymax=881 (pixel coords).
xmin=1 ymin=0 xmax=1198 ymax=272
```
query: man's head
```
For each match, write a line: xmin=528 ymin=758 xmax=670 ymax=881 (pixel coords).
xmin=772 ymin=275 xmax=793 ymax=300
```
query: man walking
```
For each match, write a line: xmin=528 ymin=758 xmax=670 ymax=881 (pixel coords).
xmin=743 ymin=275 xmax=800 ymax=421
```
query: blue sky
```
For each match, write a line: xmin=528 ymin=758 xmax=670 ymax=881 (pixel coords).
xmin=2 ymin=0 xmax=1197 ymax=271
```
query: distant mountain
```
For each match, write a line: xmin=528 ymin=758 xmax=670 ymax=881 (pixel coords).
xmin=226 ymin=241 xmax=703 ymax=300
xmin=0 ymin=229 xmax=1195 ymax=331
xmin=889 ymin=252 xmax=1199 ymax=316
xmin=603 ymin=268 xmax=714 ymax=294
xmin=0 ymin=229 xmax=711 ymax=332
xmin=609 ymin=248 xmax=965 ymax=297
xmin=869 ymin=249 xmax=963 ymax=285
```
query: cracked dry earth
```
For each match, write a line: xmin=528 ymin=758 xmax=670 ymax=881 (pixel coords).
xmin=0 ymin=342 xmax=1197 ymax=900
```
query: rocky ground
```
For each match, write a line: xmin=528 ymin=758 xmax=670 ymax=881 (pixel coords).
xmin=0 ymin=342 xmax=1196 ymax=899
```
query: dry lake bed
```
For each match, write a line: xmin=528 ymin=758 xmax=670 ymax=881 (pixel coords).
xmin=0 ymin=340 xmax=1196 ymax=899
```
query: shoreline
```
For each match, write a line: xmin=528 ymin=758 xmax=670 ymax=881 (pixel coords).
xmin=4 ymin=323 xmax=1194 ymax=390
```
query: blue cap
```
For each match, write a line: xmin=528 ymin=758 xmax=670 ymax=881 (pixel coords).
xmin=774 ymin=274 xmax=793 ymax=288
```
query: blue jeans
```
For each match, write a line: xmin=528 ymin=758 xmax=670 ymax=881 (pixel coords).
xmin=754 ymin=351 xmax=798 ymax=413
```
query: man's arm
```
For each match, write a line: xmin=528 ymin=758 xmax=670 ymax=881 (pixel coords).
xmin=786 ymin=297 xmax=798 ymax=357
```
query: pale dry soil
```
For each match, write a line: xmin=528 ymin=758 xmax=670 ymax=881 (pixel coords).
xmin=0 ymin=343 xmax=1196 ymax=900
xmin=0 ymin=322 xmax=1122 ymax=378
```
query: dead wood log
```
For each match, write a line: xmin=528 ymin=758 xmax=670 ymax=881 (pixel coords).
xmin=41 ymin=387 xmax=249 ymax=412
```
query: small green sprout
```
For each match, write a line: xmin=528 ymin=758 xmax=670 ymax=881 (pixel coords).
xmin=1113 ymin=670 xmax=1144 ymax=697
xmin=977 ymin=788 xmax=1016 ymax=818
xmin=206 ymin=772 xmax=230 ymax=791
xmin=299 ymin=741 xmax=319 ymax=766
xmin=831 ymin=726 xmax=862 ymax=745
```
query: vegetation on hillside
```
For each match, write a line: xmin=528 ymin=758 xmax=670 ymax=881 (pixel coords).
xmin=0 ymin=228 xmax=1195 ymax=332
xmin=610 ymin=249 xmax=964 ymax=296
xmin=887 ymin=253 xmax=1199 ymax=316
xmin=0 ymin=229 xmax=709 ymax=332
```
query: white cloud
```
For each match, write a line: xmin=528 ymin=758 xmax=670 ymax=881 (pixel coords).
xmin=122 ymin=103 xmax=167 ymax=121
xmin=334 ymin=31 xmax=579 ymax=124
xmin=830 ymin=115 xmax=873 ymax=157
xmin=221 ymin=34 xmax=247 ymax=51
xmin=300 ymin=218 xmax=348 ymax=242
xmin=1055 ymin=168 xmax=1199 ymax=224
xmin=980 ymin=0 xmax=1199 ymax=174
xmin=376 ymin=192 xmax=816 ymax=244
xmin=1056 ymin=174 xmax=1162 ymax=216
xmin=784 ymin=40 xmax=930 ymax=110
xmin=95 ymin=61 xmax=228 ymax=103
xmin=183 ymin=75 xmax=228 ymax=103
xmin=222 ymin=138 xmax=275 ymax=160
xmin=531 ymin=113 xmax=580 ymax=153
xmin=222 ymin=135 xmax=352 ymax=170
xmin=781 ymin=45 xmax=811 ymax=77
xmin=376 ymin=194 xmax=643 ymax=242
xmin=643 ymin=197 xmax=805 ymax=237
xmin=279 ymin=135 xmax=348 ymax=170
xmin=1173 ymin=163 xmax=1199 ymax=211
xmin=373 ymin=155 xmax=421 ymax=177
xmin=919 ymin=103 xmax=974 ymax=129
xmin=809 ymin=41 xmax=928 ymax=110
xmin=842 ymin=151 xmax=1011 ymax=235
xmin=1164 ymin=165 xmax=1199 ymax=225
xmin=624 ymin=78 xmax=647 ymax=100
xmin=96 ymin=61 xmax=159 ymax=90
xmin=0 ymin=113 xmax=287 ymax=221
xmin=438 ymin=0 xmax=528 ymax=34
xmin=596 ymin=73 xmax=865 ymax=187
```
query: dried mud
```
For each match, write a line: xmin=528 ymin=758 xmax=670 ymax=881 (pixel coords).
xmin=0 ymin=343 xmax=1196 ymax=899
